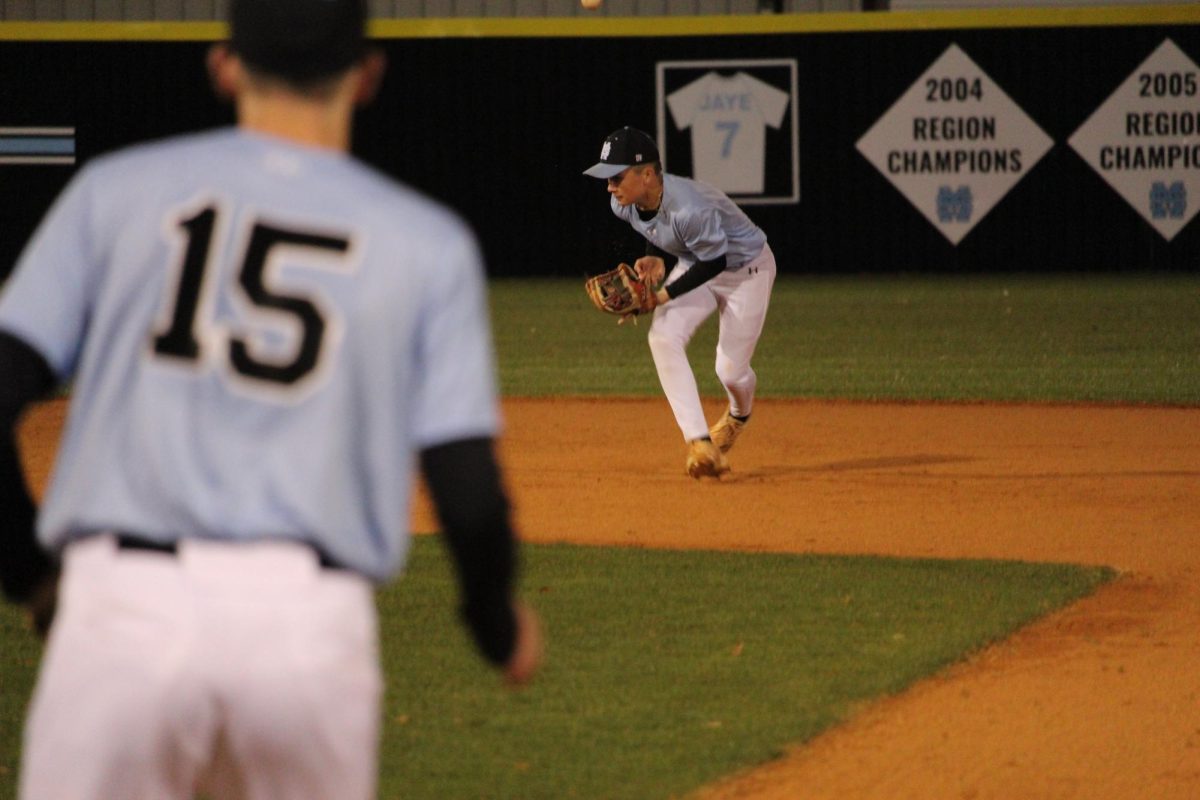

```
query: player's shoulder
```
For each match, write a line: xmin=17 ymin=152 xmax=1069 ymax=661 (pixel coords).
xmin=317 ymin=161 xmax=484 ymax=283
xmin=611 ymin=194 xmax=642 ymax=224
xmin=68 ymin=129 xmax=260 ymax=204
xmin=42 ymin=131 xmax=235 ymax=219
xmin=342 ymin=159 xmax=463 ymax=225
xmin=89 ymin=129 xmax=469 ymax=235
xmin=663 ymin=173 xmax=719 ymax=213
xmin=664 ymin=172 xmax=711 ymax=197
xmin=81 ymin=129 xmax=231 ymax=175
xmin=339 ymin=162 xmax=478 ymax=258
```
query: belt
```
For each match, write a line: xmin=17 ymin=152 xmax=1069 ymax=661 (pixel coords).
xmin=113 ymin=533 xmax=345 ymax=572
xmin=115 ymin=534 xmax=177 ymax=555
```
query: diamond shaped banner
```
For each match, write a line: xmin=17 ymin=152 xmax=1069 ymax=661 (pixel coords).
xmin=857 ymin=44 xmax=1053 ymax=245
xmin=1069 ymin=38 xmax=1200 ymax=242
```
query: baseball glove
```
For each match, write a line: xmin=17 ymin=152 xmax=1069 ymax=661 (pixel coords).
xmin=584 ymin=263 xmax=657 ymax=321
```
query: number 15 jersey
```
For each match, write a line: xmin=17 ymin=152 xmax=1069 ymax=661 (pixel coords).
xmin=0 ymin=128 xmax=500 ymax=581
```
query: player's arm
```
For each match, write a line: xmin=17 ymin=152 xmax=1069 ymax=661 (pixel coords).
xmin=413 ymin=226 xmax=541 ymax=684
xmin=633 ymin=252 xmax=726 ymax=307
xmin=634 ymin=241 xmax=673 ymax=289
xmin=638 ymin=208 xmax=728 ymax=303
xmin=645 ymin=240 xmax=671 ymax=264
xmin=661 ymin=253 xmax=726 ymax=300
xmin=420 ymin=436 xmax=541 ymax=685
xmin=0 ymin=330 xmax=60 ymax=633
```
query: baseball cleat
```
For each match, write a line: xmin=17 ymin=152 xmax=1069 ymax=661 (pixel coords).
xmin=709 ymin=410 xmax=747 ymax=454
xmin=686 ymin=438 xmax=730 ymax=479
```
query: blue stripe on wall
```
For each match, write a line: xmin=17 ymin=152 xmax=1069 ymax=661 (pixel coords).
xmin=0 ymin=136 xmax=75 ymax=155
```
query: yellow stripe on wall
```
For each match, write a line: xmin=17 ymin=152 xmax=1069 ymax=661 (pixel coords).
xmin=0 ymin=21 xmax=224 ymax=41
xmin=372 ymin=5 xmax=1200 ymax=37
xmin=0 ymin=5 xmax=1196 ymax=42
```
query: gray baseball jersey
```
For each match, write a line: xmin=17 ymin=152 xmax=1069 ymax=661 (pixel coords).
xmin=0 ymin=128 xmax=499 ymax=581
xmin=610 ymin=172 xmax=767 ymax=267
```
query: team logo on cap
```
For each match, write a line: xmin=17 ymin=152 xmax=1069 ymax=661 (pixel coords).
xmin=600 ymin=141 xmax=612 ymax=160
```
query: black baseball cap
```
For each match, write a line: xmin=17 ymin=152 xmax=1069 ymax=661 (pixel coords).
xmin=583 ymin=127 xmax=660 ymax=179
xmin=229 ymin=0 xmax=367 ymax=83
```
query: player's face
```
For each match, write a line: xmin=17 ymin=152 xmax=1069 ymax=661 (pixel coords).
xmin=606 ymin=165 xmax=651 ymax=207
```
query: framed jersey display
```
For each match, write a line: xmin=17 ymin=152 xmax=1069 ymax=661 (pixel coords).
xmin=656 ymin=58 xmax=799 ymax=205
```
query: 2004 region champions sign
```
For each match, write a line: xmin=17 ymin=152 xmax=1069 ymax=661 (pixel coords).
xmin=857 ymin=44 xmax=1053 ymax=245
xmin=1069 ymin=38 xmax=1200 ymax=242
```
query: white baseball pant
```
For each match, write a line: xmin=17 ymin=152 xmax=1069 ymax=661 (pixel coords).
xmin=20 ymin=533 xmax=382 ymax=800
xmin=647 ymin=243 xmax=777 ymax=442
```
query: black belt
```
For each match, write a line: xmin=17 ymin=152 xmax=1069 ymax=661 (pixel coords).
xmin=115 ymin=534 xmax=177 ymax=555
xmin=113 ymin=533 xmax=345 ymax=571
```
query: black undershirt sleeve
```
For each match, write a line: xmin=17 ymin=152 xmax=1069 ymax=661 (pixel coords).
xmin=419 ymin=437 xmax=518 ymax=665
xmin=664 ymin=253 xmax=728 ymax=300
xmin=645 ymin=240 xmax=671 ymax=260
xmin=0 ymin=331 xmax=58 ymax=604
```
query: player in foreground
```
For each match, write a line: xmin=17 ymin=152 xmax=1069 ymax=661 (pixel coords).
xmin=584 ymin=126 xmax=777 ymax=478
xmin=0 ymin=0 xmax=541 ymax=796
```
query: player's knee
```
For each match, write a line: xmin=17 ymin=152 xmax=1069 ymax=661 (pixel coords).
xmin=647 ymin=327 xmax=686 ymax=357
xmin=715 ymin=357 xmax=754 ymax=391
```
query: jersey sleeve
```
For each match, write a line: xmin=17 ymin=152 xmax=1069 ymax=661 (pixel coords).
xmin=0 ymin=167 xmax=100 ymax=380
xmin=409 ymin=229 xmax=501 ymax=449
xmin=743 ymin=73 xmax=791 ymax=129
xmin=667 ymin=72 xmax=712 ymax=131
xmin=677 ymin=205 xmax=729 ymax=264
xmin=609 ymin=194 xmax=625 ymax=218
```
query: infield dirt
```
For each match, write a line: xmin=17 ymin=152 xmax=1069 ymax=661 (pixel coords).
xmin=20 ymin=397 xmax=1200 ymax=799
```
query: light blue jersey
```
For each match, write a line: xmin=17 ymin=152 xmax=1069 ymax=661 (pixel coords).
xmin=611 ymin=173 xmax=766 ymax=268
xmin=0 ymin=128 xmax=499 ymax=581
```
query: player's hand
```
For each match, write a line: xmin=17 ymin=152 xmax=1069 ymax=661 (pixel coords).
xmin=634 ymin=256 xmax=666 ymax=286
xmin=504 ymin=600 xmax=543 ymax=688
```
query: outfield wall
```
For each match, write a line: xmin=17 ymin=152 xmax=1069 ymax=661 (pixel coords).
xmin=1 ymin=7 xmax=1198 ymax=278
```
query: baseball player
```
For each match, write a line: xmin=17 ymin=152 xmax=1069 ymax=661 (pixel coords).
xmin=584 ymin=126 xmax=777 ymax=478
xmin=0 ymin=1 xmax=541 ymax=797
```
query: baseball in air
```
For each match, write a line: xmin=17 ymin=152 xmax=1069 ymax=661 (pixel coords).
xmin=580 ymin=0 xmax=603 ymax=9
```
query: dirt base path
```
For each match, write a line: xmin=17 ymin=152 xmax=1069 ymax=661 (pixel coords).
xmin=21 ymin=397 xmax=1200 ymax=799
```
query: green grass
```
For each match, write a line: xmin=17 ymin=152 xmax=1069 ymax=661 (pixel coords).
xmin=374 ymin=540 xmax=1112 ymax=800
xmin=0 ymin=541 xmax=1111 ymax=800
xmin=493 ymin=274 xmax=1200 ymax=404
xmin=0 ymin=611 xmax=39 ymax=796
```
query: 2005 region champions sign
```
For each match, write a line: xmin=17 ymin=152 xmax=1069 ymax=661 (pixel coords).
xmin=1069 ymin=38 xmax=1200 ymax=242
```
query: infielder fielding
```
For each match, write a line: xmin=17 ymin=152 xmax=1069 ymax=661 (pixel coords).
xmin=584 ymin=126 xmax=777 ymax=478
xmin=0 ymin=1 xmax=541 ymax=797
